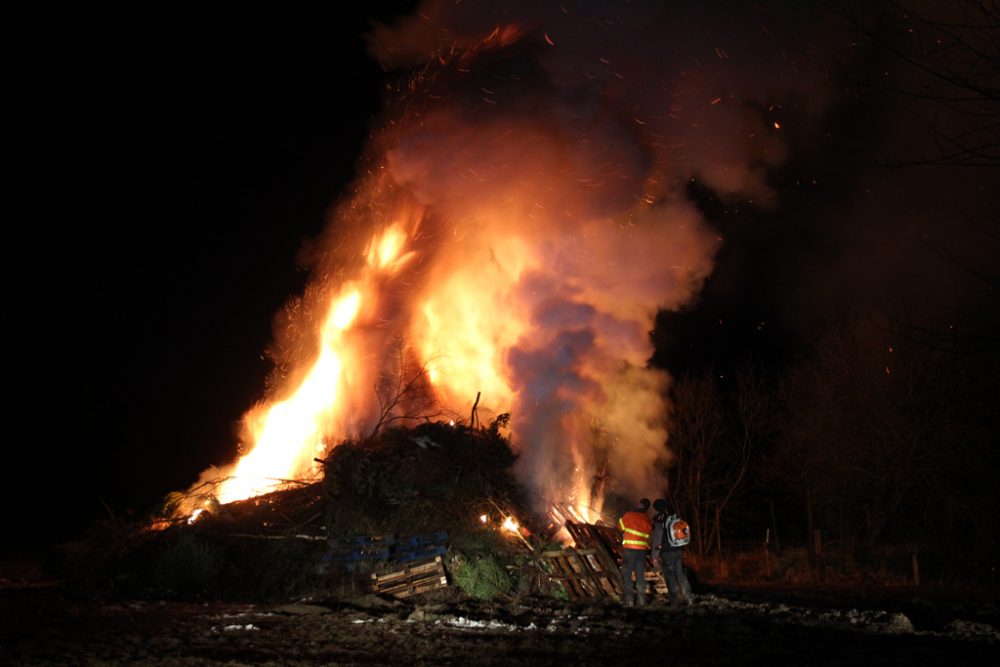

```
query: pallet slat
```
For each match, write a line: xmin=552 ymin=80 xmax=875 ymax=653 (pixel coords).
xmin=372 ymin=555 xmax=449 ymax=598
xmin=324 ymin=531 xmax=448 ymax=566
xmin=374 ymin=558 xmax=445 ymax=584
xmin=540 ymin=547 xmax=622 ymax=601
xmin=556 ymin=521 xmax=669 ymax=600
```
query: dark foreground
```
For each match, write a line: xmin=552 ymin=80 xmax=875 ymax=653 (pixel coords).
xmin=2 ymin=585 xmax=997 ymax=666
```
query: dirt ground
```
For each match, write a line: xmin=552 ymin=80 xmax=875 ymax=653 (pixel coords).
xmin=2 ymin=580 xmax=997 ymax=666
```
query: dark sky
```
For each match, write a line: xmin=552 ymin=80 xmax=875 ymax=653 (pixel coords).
xmin=10 ymin=4 xmax=417 ymax=548
xmin=9 ymin=2 xmax=996 ymax=551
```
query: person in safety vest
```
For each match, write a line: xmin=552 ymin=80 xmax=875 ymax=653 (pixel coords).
xmin=650 ymin=498 xmax=692 ymax=608
xmin=617 ymin=498 xmax=652 ymax=606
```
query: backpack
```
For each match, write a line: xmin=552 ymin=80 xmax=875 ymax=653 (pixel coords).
xmin=665 ymin=514 xmax=690 ymax=548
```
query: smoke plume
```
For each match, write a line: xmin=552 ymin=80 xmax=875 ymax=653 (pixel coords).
xmin=204 ymin=0 xmax=834 ymax=516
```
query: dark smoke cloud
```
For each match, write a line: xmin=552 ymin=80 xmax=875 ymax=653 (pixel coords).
xmin=372 ymin=0 xmax=835 ymax=204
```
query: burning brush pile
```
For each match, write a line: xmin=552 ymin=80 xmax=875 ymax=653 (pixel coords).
xmin=54 ymin=1 xmax=819 ymax=602
xmin=159 ymin=416 xmax=526 ymax=540
xmin=52 ymin=418 xmax=554 ymax=602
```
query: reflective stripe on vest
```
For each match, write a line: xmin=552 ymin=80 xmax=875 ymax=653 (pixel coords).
xmin=618 ymin=511 xmax=653 ymax=550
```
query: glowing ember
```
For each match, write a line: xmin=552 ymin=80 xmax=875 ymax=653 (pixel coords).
xmin=501 ymin=516 xmax=520 ymax=534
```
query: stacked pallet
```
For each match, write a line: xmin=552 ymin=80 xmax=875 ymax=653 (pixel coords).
xmin=562 ymin=520 xmax=668 ymax=600
xmin=564 ymin=522 xmax=622 ymax=575
xmin=372 ymin=555 xmax=449 ymax=598
xmin=324 ymin=534 xmax=395 ymax=570
xmin=540 ymin=548 xmax=621 ymax=600
xmin=324 ymin=531 xmax=449 ymax=569
xmin=393 ymin=531 xmax=448 ymax=563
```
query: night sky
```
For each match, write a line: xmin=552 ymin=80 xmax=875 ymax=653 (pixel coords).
xmin=11 ymin=4 xmax=418 ymax=548
xmin=9 ymin=2 xmax=997 ymax=552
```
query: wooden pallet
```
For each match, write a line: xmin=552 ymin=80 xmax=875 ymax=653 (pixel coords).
xmin=645 ymin=569 xmax=668 ymax=596
xmin=392 ymin=531 xmax=449 ymax=563
xmin=540 ymin=548 xmax=621 ymax=601
xmin=325 ymin=534 xmax=395 ymax=564
xmin=324 ymin=531 xmax=448 ymax=568
xmin=564 ymin=522 xmax=621 ymax=575
xmin=372 ymin=555 xmax=448 ymax=598
xmin=563 ymin=521 xmax=668 ymax=599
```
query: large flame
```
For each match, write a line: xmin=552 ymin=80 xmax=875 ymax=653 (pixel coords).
xmin=182 ymin=1 xmax=817 ymax=521
xmin=215 ymin=287 xmax=361 ymax=503
xmin=211 ymin=220 xmax=418 ymax=504
xmin=198 ymin=182 xmax=712 ymax=521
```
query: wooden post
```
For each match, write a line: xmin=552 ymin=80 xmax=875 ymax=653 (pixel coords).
xmin=912 ymin=550 xmax=920 ymax=588
xmin=764 ymin=529 xmax=772 ymax=578
xmin=769 ymin=498 xmax=780 ymax=554
xmin=813 ymin=529 xmax=822 ymax=556
xmin=715 ymin=505 xmax=726 ymax=578
xmin=806 ymin=489 xmax=815 ymax=565
xmin=715 ymin=505 xmax=723 ymax=557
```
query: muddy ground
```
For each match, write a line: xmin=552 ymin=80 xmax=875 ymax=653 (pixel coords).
xmin=2 ymin=581 xmax=997 ymax=666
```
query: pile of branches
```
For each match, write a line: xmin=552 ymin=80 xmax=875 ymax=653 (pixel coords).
xmin=49 ymin=416 xmax=532 ymax=602
xmin=320 ymin=416 xmax=527 ymax=539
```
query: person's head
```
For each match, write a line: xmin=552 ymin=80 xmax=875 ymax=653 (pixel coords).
xmin=637 ymin=498 xmax=651 ymax=512
xmin=652 ymin=498 xmax=668 ymax=513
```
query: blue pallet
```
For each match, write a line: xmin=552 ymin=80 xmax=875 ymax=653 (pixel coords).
xmin=328 ymin=534 xmax=396 ymax=548
xmin=323 ymin=531 xmax=448 ymax=566
xmin=393 ymin=544 xmax=447 ymax=563
xmin=396 ymin=531 xmax=448 ymax=547
xmin=323 ymin=548 xmax=392 ymax=563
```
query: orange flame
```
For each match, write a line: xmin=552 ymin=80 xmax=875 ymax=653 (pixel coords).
xmin=184 ymin=27 xmax=723 ymax=520
xmin=207 ymin=220 xmax=419 ymax=507
xmin=213 ymin=287 xmax=361 ymax=504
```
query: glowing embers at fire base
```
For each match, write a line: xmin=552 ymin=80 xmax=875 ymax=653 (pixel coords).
xmin=480 ymin=510 xmax=533 ymax=549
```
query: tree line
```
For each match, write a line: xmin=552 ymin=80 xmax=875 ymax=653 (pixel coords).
xmin=661 ymin=307 xmax=999 ymax=582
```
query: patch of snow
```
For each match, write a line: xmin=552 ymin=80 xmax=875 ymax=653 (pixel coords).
xmin=441 ymin=616 xmax=519 ymax=631
xmin=341 ymin=596 xmax=997 ymax=645
xmin=212 ymin=612 xmax=275 ymax=620
xmin=694 ymin=594 xmax=996 ymax=643
xmin=220 ymin=624 xmax=259 ymax=632
xmin=944 ymin=620 xmax=1000 ymax=642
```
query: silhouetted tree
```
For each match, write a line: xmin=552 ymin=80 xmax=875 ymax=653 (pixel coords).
xmin=666 ymin=366 xmax=776 ymax=557
xmin=835 ymin=0 xmax=999 ymax=169
xmin=773 ymin=312 xmax=998 ymax=575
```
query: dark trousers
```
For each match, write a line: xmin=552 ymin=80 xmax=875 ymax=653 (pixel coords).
xmin=660 ymin=549 xmax=691 ymax=605
xmin=621 ymin=549 xmax=648 ymax=605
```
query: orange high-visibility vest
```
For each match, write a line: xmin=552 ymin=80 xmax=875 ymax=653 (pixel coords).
xmin=618 ymin=511 xmax=653 ymax=550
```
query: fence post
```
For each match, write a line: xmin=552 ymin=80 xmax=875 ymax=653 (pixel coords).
xmin=806 ymin=489 xmax=815 ymax=565
xmin=715 ymin=505 xmax=727 ymax=578
xmin=769 ymin=498 xmax=781 ymax=554
xmin=764 ymin=529 xmax=772 ymax=578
